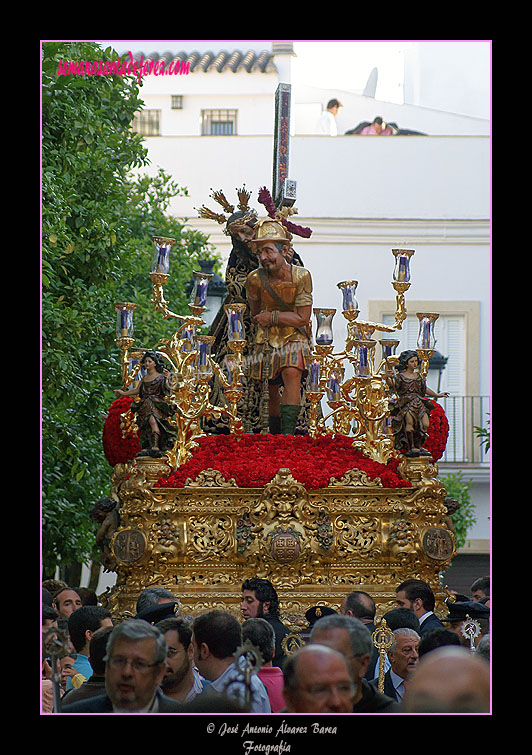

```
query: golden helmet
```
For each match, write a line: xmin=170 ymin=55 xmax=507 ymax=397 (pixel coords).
xmin=248 ymin=217 xmax=292 ymax=247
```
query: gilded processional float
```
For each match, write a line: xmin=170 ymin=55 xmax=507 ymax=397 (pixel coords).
xmin=98 ymin=214 xmax=457 ymax=635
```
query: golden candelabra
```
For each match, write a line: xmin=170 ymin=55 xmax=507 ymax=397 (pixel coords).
xmin=305 ymin=250 xmax=441 ymax=464
xmin=114 ymin=237 xmax=247 ymax=469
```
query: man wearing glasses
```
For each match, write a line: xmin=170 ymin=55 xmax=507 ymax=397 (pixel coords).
xmin=61 ymin=620 xmax=182 ymax=712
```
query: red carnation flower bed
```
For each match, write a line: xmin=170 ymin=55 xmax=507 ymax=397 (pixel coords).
xmin=154 ymin=432 xmax=411 ymax=490
xmin=422 ymin=401 xmax=449 ymax=462
xmin=102 ymin=396 xmax=141 ymax=467
xmin=102 ymin=398 xmax=448 ymax=487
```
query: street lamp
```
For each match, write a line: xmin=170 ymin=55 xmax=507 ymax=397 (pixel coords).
xmin=428 ymin=350 xmax=448 ymax=393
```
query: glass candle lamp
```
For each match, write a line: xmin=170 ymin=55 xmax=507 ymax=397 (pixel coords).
xmin=337 ymin=280 xmax=359 ymax=312
xmin=223 ymin=356 xmax=238 ymax=386
xmin=151 ymin=237 xmax=175 ymax=275
xmin=190 ymin=271 xmax=213 ymax=309
xmin=180 ymin=323 xmax=196 ymax=353
xmin=194 ymin=335 xmax=215 ymax=381
xmin=308 ymin=358 xmax=322 ymax=391
xmin=379 ymin=339 xmax=400 ymax=360
xmin=327 ymin=369 xmax=342 ymax=402
xmin=224 ymin=303 xmax=246 ymax=341
xmin=392 ymin=249 xmax=414 ymax=283
xmin=313 ymin=308 xmax=336 ymax=346
xmin=115 ymin=303 xmax=136 ymax=339
xmin=354 ymin=340 xmax=376 ymax=378
xmin=416 ymin=313 xmax=439 ymax=350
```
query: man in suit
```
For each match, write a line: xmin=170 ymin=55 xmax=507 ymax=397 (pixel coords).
xmin=395 ymin=579 xmax=445 ymax=635
xmin=310 ymin=614 xmax=400 ymax=713
xmin=241 ymin=577 xmax=291 ymax=668
xmin=370 ymin=628 xmax=420 ymax=704
xmin=340 ymin=591 xmax=378 ymax=680
xmin=61 ymin=619 xmax=182 ymax=712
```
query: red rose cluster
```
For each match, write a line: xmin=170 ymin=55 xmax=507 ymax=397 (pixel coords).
xmin=154 ymin=433 xmax=411 ymax=490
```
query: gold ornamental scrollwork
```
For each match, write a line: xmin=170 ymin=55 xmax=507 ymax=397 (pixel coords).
xmin=184 ymin=468 xmax=238 ymax=487
xmin=187 ymin=516 xmax=234 ymax=561
xmin=103 ymin=466 xmax=456 ymax=621
xmin=334 ymin=516 xmax=381 ymax=560
xmin=261 ymin=468 xmax=308 ymax=524
xmin=329 ymin=468 xmax=383 ymax=487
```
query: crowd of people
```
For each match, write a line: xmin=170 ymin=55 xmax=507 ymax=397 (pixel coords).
xmin=42 ymin=574 xmax=490 ymax=715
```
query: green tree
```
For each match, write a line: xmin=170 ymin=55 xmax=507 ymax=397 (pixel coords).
xmin=441 ymin=472 xmax=477 ymax=551
xmin=41 ymin=41 xmax=216 ymax=579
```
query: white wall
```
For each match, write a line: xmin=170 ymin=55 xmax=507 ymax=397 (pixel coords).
xmin=403 ymin=41 xmax=491 ymax=120
xmin=138 ymin=134 xmax=489 ymax=221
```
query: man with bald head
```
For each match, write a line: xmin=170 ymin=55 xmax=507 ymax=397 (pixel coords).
xmin=282 ymin=644 xmax=355 ymax=713
xmin=402 ymin=646 xmax=490 ymax=713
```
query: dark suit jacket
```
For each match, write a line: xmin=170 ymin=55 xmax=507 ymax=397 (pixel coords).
xmin=362 ymin=621 xmax=379 ymax=680
xmin=369 ymin=670 xmax=401 ymax=702
xmin=264 ymin=614 xmax=291 ymax=668
xmin=354 ymin=679 xmax=402 ymax=713
xmin=61 ymin=689 xmax=182 ymax=713
xmin=419 ymin=612 xmax=445 ymax=635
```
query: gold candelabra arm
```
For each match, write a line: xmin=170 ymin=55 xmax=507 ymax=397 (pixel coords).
xmin=115 ymin=336 xmax=135 ymax=389
xmin=392 ymin=280 xmax=411 ymax=330
xmin=416 ymin=348 xmax=435 ymax=379
xmin=303 ymin=390 xmax=324 ymax=438
xmin=150 ymin=273 xmax=206 ymax=328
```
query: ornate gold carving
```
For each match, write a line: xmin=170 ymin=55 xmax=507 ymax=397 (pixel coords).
xmin=386 ymin=518 xmax=417 ymax=560
xmin=335 ymin=516 xmax=381 ymax=559
xmin=329 ymin=468 xmax=383 ymax=487
xmin=188 ymin=516 xmax=234 ymax=561
xmin=103 ymin=465 xmax=455 ymax=623
xmin=184 ymin=468 xmax=238 ymax=487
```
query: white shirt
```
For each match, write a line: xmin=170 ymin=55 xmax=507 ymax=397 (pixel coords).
xmin=389 ymin=669 xmax=406 ymax=701
xmin=204 ymin=662 xmax=271 ymax=713
xmin=316 ymin=110 xmax=337 ymax=136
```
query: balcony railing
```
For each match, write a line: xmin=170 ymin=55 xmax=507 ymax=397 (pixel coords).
xmin=438 ymin=395 xmax=490 ymax=464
